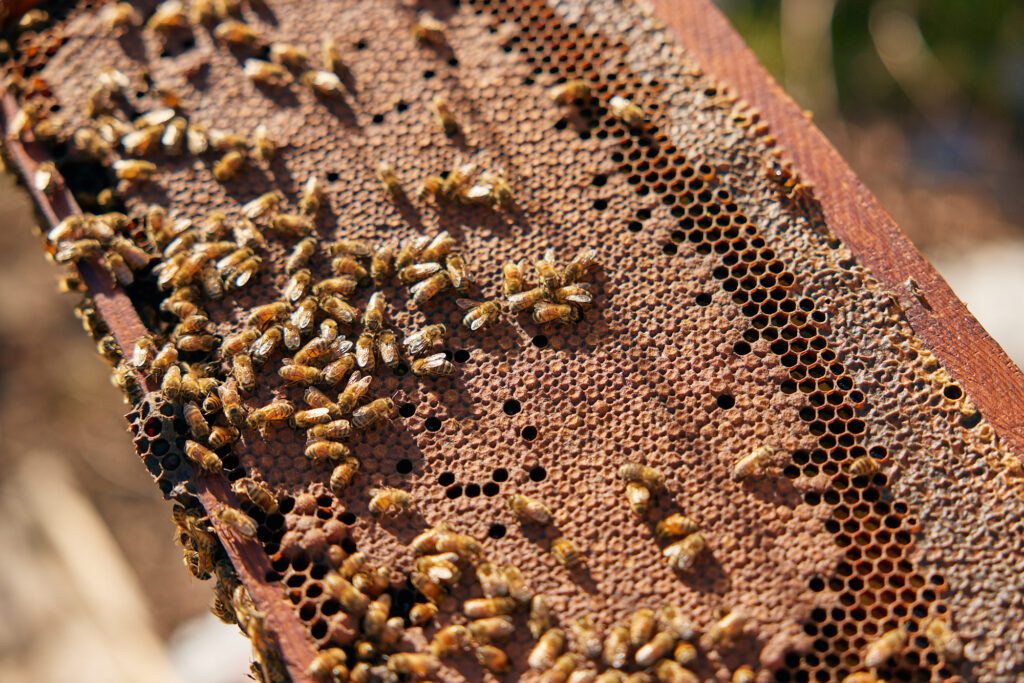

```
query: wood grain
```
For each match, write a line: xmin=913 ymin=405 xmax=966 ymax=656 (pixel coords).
xmin=651 ymin=0 xmax=1024 ymax=460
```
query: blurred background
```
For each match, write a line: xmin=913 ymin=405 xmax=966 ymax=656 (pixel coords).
xmin=0 ymin=1 xmax=1022 ymax=681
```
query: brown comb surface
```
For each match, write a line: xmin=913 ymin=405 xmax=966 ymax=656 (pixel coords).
xmin=2 ymin=1 xmax=1023 ymax=682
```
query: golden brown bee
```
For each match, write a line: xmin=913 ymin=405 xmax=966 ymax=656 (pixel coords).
xmin=656 ymin=514 xmax=700 ymax=542
xmin=412 ymin=14 xmax=447 ymax=47
xmin=503 ymin=565 xmax=532 ymax=605
xmin=214 ymin=20 xmax=260 ymax=47
xmin=324 ymin=571 xmax=370 ymax=616
xmin=409 ymin=602 xmax=438 ymax=626
xmin=567 ymin=618 xmax=602 ymax=661
xmin=530 ymin=628 xmax=567 ymax=671
xmin=267 ymin=212 xmax=312 ymax=237
xmin=409 ymin=271 xmax=452 ymax=306
xmin=629 ymin=608 xmax=657 ymax=648
xmin=465 ymin=172 xmax=514 ymax=209
xmin=732 ymin=444 xmax=777 ymax=481
xmin=387 ymin=653 xmax=440 ymax=678
xmin=185 ymin=440 xmax=223 ymax=473
xmin=672 ymin=641 xmax=697 ymax=666
xmin=319 ymin=295 xmax=357 ymax=326
xmin=282 ymin=269 xmax=312 ymax=304
xmin=656 ymin=660 xmax=698 ymax=683
xmin=295 ymin=336 xmax=332 ymax=366
xmin=147 ymin=0 xmax=189 ymax=32
xmin=296 ymin=177 xmax=322 ymax=218
xmin=351 ymin=397 xmax=395 ymax=431
xmin=183 ymin=401 xmax=211 ymax=440
xmin=207 ymin=425 xmax=239 ymax=449
xmin=122 ymin=126 xmax=162 ymax=157
xmin=664 ymin=533 xmax=706 ymax=572
xmin=242 ymin=190 xmax=283 ymax=220
xmin=315 ymin=277 xmax=359 ymax=298
xmin=730 ymin=666 xmax=756 ymax=683
xmin=848 ymin=455 xmax=880 ymax=478
xmin=533 ymin=301 xmax=579 ymax=325
xmin=475 ymin=562 xmax=509 ymax=599
xmin=505 ymin=286 xmax=547 ymax=315
xmin=469 ymin=616 xmax=516 ymax=644
xmin=368 ymin=486 xmax=414 ymax=517
xmin=924 ymin=619 xmax=963 ymax=661
xmin=326 ymin=238 xmax=372 ymax=258
xmin=112 ymin=159 xmax=158 ymax=182
xmin=395 ymin=233 xmax=430 ymax=269
xmin=243 ymin=59 xmax=290 ymax=86
xmin=232 ymin=353 xmax=256 ymax=391
xmin=475 ymin=645 xmax=511 ymax=674
xmin=374 ymin=330 xmax=398 ymax=369
xmin=322 ymin=37 xmax=345 ymax=74
xmin=329 ymin=457 xmax=360 ymax=493
xmin=602 ymin=626 xmax=630 ymax=669
xmin=431 ymin=96 xmax=459 ymax=136
xmin=550 ymin=80 xmax=591 ymax=105
xmin=375 ymin=161 xmax=401 ymax=196
xmin=700 ymin=609 xmax=747 ymax=651
xmin=618 ymin=463 xmax=665 ymax=490
xmin=335 ymin=373 xmax=373 ymax=415
xmin=411 ymin=353 xmax=454 ymax=377
xmin=368 ymin=242 xmax=395 ymax=285
xmin=269 ymin=42 xmax=309 ymax=70
xmin=359 ymin=292 xmax=385 ymax=333
xmin=233 ymin=478 xmax=278 ymax=514
xmin=508 ymin=493 xmax=553 ymax=525
xmin=320 ymin=354 xmax=357 ymax=388
xmin=624 ymin=482 xmax=652 ymax=516
xmin=306 ymin=440 xmax=351 ymax=463
xmin=223 ymin=328 xmax=260 ymax=356
xmin=525 ymin=595 xmax=554 ymax=639
xmin=302 ymin=70 xmax=345 ymax=98
xmin=420 ymin=231 xmax=457 ymax=263
xmin=610 ymin=95 xmax=646 ymax=128
xmin=162 ymin=364 xmax=183 ymax=401
xmin=307 ymin=648 xmax=348 ymax=681
xmin=251 ymin=326 xmax=283 ymax=363
xmin=286 ymin=237 xmax=317 ymax=274
xmin=863 ymin=627 xmax=907 ymax=668
xmin=362 ymin=593 xmax=391 ymax=640
xmin=431 ymin=625 xmax=469 ymax=658
xmin=461 ymin=596 xmax=515 ymax=620
xmin=213 ymin=150 xmax=245 ymax=182
xmin=551 ymin=536 xmax=583 ymax=568
xmin=841 ymin=673 xmax=883 ymax=683
xmin=248 ymin=399 xmax=295 ymax=429
xmin=445 ymin=253 xmax=471 ymax=291
xmin=400 ymin=261 xmax=444 ymax=285
xmin=292 ymin=407 xmax=334 ymax=429
xmin=354 ymin=333 xmax=375 ymax=373
xmin=562 ymin=247 xmax=599 ymax=284
xmin=418 ymin=175 xmax=445 ymax=202
xmin=540 ymin=653 xmax=582 ymax=682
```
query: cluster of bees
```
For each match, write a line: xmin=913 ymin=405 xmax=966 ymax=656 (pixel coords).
xmin=44 ymin=211 xmax=152 ymax=286
xmin=840 ymin=619 xmax=963 ymax=683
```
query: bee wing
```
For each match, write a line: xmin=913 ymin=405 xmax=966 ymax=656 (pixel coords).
xmin=420 ymin=353 xmax=454 ymax=373
xmin=541 ymin=247 xmax=556 ymax=263
xmin=456 ymin=298 xmax=482 ymax=311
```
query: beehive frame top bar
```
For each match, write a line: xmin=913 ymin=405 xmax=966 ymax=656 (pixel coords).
xmin=2 ymin=1 xmax=1023 ymax=682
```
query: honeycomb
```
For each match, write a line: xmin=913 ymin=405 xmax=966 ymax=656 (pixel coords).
xmin=2 ymin=1 xmax=1023 ymax=682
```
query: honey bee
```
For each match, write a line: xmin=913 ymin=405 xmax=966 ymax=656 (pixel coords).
xmin=307 ymin=411 xmax=350 ymax=437
xmin=409 ymin=602 xmax=438 ymax=626
xmin=550 ymin=80 xmax=591 ymax=105
xmin=372 ymin=330 xmax=397 ymax=369
xmin=183 ymin=401 xmax=211 ymax=440
xmin=673 ymin=641 xmax=697 ymax=666
xmin=394 ymin=233 xmax=430 ymax=269
xmin=185 ymin=440 xmax=223 ymax=473
xmin=329 ymin=457 xmax=360 ymax=493
xmin=508 ymin=493 xmax=553 ymax=525
xmin=469 ymin=616 xmax=516 ymax=644
xmin=399 ymin=262 xmax=442 ymax=286
xmin=315 ymin=277 xmax=359 ymax=298
xmin=295 ymin=336 xmax=333 ymax=366
xmin=208 ymin=129 xmax=248 ymax=152
xmin=541 ymin=653 xmax=582 ymax=682
xmin=730 ymin=666 xmax=756 ymax=683
xmin=529 ymin=628 xmax=567 ymax=670
xmin=122 ymin=126 xmax=162 ymax=157
xmin=610 ymin=95 xmax=646 ymax=128
xmin=298 ymin=176 xmax=322 ymax=217
xmin=655 ymin=661 xmax=698 ymax=683
xmin=410 ymin=271 xmax=452 ymax=306
xmin=322 ymin=37 xmax=345 ymax=74
xmin=506 ymin=286 xmax=548 ymax=316
xmin=848 ymin=455 xmax=880 ymax=478
xmin=431 ymin=625 xmax=470 ymax=658
xmin=430 ymin=96 xmax=459 ymax=136
xmin=282 ymin=269 xmax=311 ymax=304
xmin=664 ymin=533 xmax=706 ymax=572
xmin=360 ymin=592 xmax=391 ymax=640
xmin=924 ymin=619 xmax=963 ymax=661
xmin=222 ymin=328 xmax=259 ymax=357
xmin=570 ymin=618 xmax=603 ymax=660
xmin=627 ymin=609 xmax=657 ymax=649
xmin=656 ymin=514 xmax=699 ymax=541
xmin=104 ymin=2 xmax=140 ymax=30
xmin=764 ymin=159 xmax=813 ymax=200
xmin=187 ymin=124 xmax=209 ymax=155
xmin=658 ymin=605 xmax=695 ymax=642
xmin=248 ymin=301 xmax=290 ymax=329
xmin=232 ymin=478 xmax=278 ymax=514
xmin=324 ymin=571 xmax=370 ymax=616
xmin=207 ymin=425 xmax=239 ymax=449
xmin=387 ymin=653 xmax=440 ymax=678
xmin=602 ymin=626 xmax=630 ymax=669
xmin=293 ymin=407 xmax=335 ymax=428
xmin=269 ymin=42 xmax=309 ymax=70
xmin=307 ymin=648 xmax=348 ymax=681
xmin=354 ymin=333 xmax=375 ymax=373
xmin=147 ymin=0 xmax=189 ymax=32
xmin=306 ymin=440 xmax=351 ymax=462
xmin=863 ymin=627 xmax=908 ymax=668
xmin=445 ymin=253 xmax=472 ymax=291
xmin=162 ymin=117 xmax=188 ymax=154
xmin=152 ymin=344 xmax=179 ymax=378
xmin=461 ymin=596 xmax=515 ymax=619
xmin=302 ymin=70 xmax=345 ymax=98
xmin=269 ymin=212 xmax=313 ymax=237
xmin=411 ymin=353 xmax=454 ymax=377
xmin=440 ymin=164 xmax=476 ymax=202
xmin=162 ymin=364 xmax=183 ymax=401
xmin=368 ymin=486 xmax=414 ymax=517
xmin=533 ymin=301 xmax=579 ymax=325
xmin=373 ymin=162 xmax=402 ymax=197
xmin=242 ymin=190 xmax=283 ymax=220
xmin=618 ymin=464 xmax=665 ymax=491
xmin=336 ymin=373 xmax=374 ymax=415
xmin=475 ymin=562 xmax=509 ymax=598
xmin=700 ymin=609 xmax=747 ymax=651
xmin=562 ymin=247 xmax=598 ymax=283
xmin=551 ymin=537 xmax=582 ymax=568
xmin=114 ymin=159 xmax=157 ymax=182
xmin=243 ymin=59 xmax=290 ymax=86
xmin=412 ymin=14 xmax=447 ymax=47
xmin=418 ymin=175 xmax=445 ymax=202
xmin=625 ymin=482 xmax=653 ymax=516
xmin=282 ymin=239 xmax=316 ymax=276
xmin=732 ymin=444 xmax=777 ymax=481
xmin=503 ymin=565 xmax=532 ymax=605
xmin=320 ymin=354 xmax=357 ymax=387
xmin=248 ymin=399 xmax=295 ymax=430
xmin=213 ymin=150 xmax=245 ymax=182
xmin=317 ymin=296 xmax=356 ymax=327
xmin=475 ymin=645 xmax=511 ymax=674
xmin=214 ymin=20 xmax=260 ymax=47
xmin=399 ymin=325 xmax=444 ymax=359
xmin=229 ymin=353 xmax=255 ymax=392
xmin=110 ymin=236 xmax=152 ymax=271
xmin=527 ymin=594 xmax=555 ymax=638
